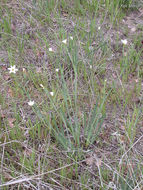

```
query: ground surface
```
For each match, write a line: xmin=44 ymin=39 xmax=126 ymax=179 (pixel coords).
xmin=0 ymin=0 xmax=143 ymax=189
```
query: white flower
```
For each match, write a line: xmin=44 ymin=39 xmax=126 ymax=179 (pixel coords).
xmin=49 ymin=47 xmax=54 ymax=52
xmin=98 ymin=26 xmax=101 ymax=30
xmin=89 ymin=65 xmax=92 ymax=69
xmin=121 ymin=39 xmax=128 ymax=45
xmin=23 ymin=68 xmax=26 ymax=72
xmin=70 ymin=36 xmax=73 ymax=40
xmin=8 ymin=65 xmax=18 ymax=74
xmin=28 ymin=100 xmax=35 ymax=106
xmin=40 ymin=84 xmax=44 ymax=89
xmin=55 ymin=68 xmax=59 ymax=72
xmin=62 ymin=39 xmax=67 ymax=44
xmin=50 ymin=92 xmax=54 ymax=96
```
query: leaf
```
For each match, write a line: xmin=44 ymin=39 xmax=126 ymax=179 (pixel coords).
xmin=8 ymin=118 xmax=16 ymax=128
xmin=0 ymin=110 xmax=5 ymax=118
xmin=7 ymin=88 xmax=14 ymax=97
xmin=3 ymin=74 xmax=11 ymax=81
xmin=11 ymin=23 xmax=16 ymax=33
xmin=23 ymin=148 xmax=32 ymax=157
xmin=120 ymin=125 xmax=126 ymax=131
xmin=86 ymin=156 xmax=94 ymax=166
xmin=36 ymin=50 xmax=44 ymax=58
xmin=3 ymin=172 xmax=13 ymax=180
xmin=119 ymin=135 xmax=126 ymax=144
xmin=62 ymin=11 xmax=69 ymax=17
xmin=1 ymin=66 xmax=7 ymax=71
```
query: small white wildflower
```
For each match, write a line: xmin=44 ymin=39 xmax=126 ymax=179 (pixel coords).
xmin=62 ymin=39 xmax=67 ymax=44
xmin=55 ymin=68 xmax=59 ymax=72
xmin=98 ymin=26 xmax=101 ymax=30
xmin=121 ymin=39 xmax=128 ymax=45
xmin=40 ymin=84 xmax=44 ymax=89
xmin=49 ymin=47 xmax=54 ymax=52
xmin=8 ymin=65 xmax=18 ymax=74
xmin=89 ymin=65 xmax=92 ymax=69
xmin=50 ymin=92 xmax=54 ymax=96
xmin=28 ymin=100 xmax=35 ymax=106
xmin=23 ymin=68 xmax=26 ymax=72
xmin=70 ymin=36 xmax=73 ymax=40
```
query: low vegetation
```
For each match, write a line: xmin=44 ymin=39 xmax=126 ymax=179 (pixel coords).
xmin=0 ymin=0 xmax=143 ymax=189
